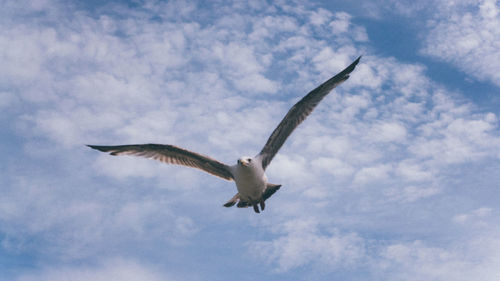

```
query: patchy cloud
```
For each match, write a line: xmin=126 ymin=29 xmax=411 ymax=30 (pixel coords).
xmin=250 ymin=219 xmax=365 ymax=272
xmin=421 ymin=0 xmax=500 ymax=86
xmin=1 ymin=0 xmax=500 ymax=280
xmin=17 ymin=259 xmax=172 ymax=281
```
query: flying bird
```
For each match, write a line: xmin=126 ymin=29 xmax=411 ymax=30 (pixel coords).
xmin=88 ymin=56 xmax=361 ymax=213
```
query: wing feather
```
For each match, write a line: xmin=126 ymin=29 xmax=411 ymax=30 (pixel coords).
xmin=87 ymin=144 xmax=234 ymax=181
xmin=258 ymin=56 xmax=361 ymax=170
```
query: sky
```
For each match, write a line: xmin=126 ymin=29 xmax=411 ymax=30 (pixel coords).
xmin=1 ymin=0 xmax=500 ymax=280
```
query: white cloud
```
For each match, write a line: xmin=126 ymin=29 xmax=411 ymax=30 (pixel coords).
xmin=250 ymin=219 xmax=365 ymax=272
xmin=421 ymin=0 xmax=500 ymax=86
xmin=312 ymin=46 xmax=358 ymax=73
xmin=383 ymin=185 xmax=441 ymax=203
xmin=17 ymin=259 xmax=170 ymax=281
xmin=356 ymin=0 xmax=500 ymax=86
xmin=452 ymin=207 xmax=493 ymax=224
xmin=208 ymin=41 xmax=278 ymax=93
xmin=1 ymin=0 xmax=500 ymax=280
xmin=409 ymin=109 xmax=499 ymax=164
xmin=378 ymin=236 xmax=500 ymax=281
xmin=329 ymin=12 xmax=351 ymax=33
xmin=353 ymin=163 xmax=392 ymax=185
xmin=243 ymin=41 xmax=500 ymax=275
xmin=395 ymin=160 xmax=433 ymax=182
xmin=311 ymin=157 xmax=355 ymax=178
xmin=369 ymin=121 xmax=407 ymax=142
xmin=0 ymin=0 xmax=367 ymax=262
xmin=249 ymin=15 xmax=299 ymax=40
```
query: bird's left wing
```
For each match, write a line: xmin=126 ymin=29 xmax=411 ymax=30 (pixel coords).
xmin=87 ymin=144 xmax=234 ymax=180
xmin=258 ymin=56 xmax=361 ymax=170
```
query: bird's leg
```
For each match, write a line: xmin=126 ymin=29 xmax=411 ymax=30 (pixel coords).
xmin=253 ymin=203 xmax=260 ymax=213
xmin=259 ymin=200 xmax=265 ymax=211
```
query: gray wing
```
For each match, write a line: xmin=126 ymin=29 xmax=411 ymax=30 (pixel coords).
xmin=87 ymin=144 xmax=234 ymax=180
xmin=258 ymin=56 xmax=361 ymax=170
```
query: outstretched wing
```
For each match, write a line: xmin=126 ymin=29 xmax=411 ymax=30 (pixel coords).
xmin=258 ymin=56 xmax=361 ymax=170
xmin=87 ymin=144 xmax=234 ymax=180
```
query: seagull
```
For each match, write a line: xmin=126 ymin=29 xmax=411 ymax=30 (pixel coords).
xmin=88 ymin=56 xmax=361 ymax=213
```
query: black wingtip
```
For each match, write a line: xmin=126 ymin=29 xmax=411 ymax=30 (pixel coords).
xmin=355 ymin=55 xmax=362 ymax=64
xmin=87 ymin=145 xmax=109 ymax=152
xmin=326 ymin=55 xmax=361 ymax=84
xmin=344 ymin=55 xmax=362 ymax=74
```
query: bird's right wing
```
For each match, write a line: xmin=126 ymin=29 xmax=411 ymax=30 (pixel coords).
xmin=258 ymin=56 xmax=361 ymax=170
xmin=87 ymin=144 xmax=234 ymax=181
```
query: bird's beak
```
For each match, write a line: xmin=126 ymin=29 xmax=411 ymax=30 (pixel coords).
xmin=239 ymin=159 xmax=249 ymax=167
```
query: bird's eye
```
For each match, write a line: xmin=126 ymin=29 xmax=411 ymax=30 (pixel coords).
xmin=248 ymin=159 xmax=252 ymax=162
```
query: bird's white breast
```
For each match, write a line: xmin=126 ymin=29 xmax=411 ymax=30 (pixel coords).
xmin=231 ymin=160 xmax=267 ymax=201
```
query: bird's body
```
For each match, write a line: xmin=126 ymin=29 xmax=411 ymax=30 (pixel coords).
xmin=88 ymin=56 xmax=361 ymax=213
xmin=232 ymin=156 xmax=267 ymax=202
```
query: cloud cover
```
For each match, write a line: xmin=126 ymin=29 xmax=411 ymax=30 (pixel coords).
xmin=421 ymin=0 xmax=500 ymax=86
xmin=0 ymin=0 xmax=499 ymax=280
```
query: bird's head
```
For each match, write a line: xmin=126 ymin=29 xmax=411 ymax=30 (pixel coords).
xmin=237 ymin=157 xmax=253 ymax=167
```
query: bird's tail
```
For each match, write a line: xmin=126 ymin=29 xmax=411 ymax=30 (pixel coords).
xmin=262 ymin=183 xmax=282 ymax=201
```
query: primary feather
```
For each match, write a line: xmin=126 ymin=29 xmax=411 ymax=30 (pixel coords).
xmin=87 ymin=144 xmax=234 ymax=180
xmin=258 ymin=56 xmax=361 ymax=169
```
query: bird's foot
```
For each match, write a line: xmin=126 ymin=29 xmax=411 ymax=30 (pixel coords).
xmin=253 ymin=204 xmax=260 ymax=213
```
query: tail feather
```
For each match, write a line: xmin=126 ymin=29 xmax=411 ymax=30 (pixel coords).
xmin=262 ymin=183 xmax=281 ymax=201
xmin=223 ymin=183 xmax=282 ymax=211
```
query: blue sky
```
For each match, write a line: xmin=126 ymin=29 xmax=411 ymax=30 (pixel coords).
xmin=1 ymin=0 xmax=500 ymax=280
